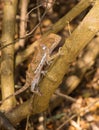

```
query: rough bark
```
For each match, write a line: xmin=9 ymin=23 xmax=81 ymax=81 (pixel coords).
xmin=1 ymin=0 xmax=18 ymax=111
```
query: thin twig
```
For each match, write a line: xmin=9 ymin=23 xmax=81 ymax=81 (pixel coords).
xmin=37 ymin=0 xmax=43 ymax=35
xmin=19 ymin=0 xmax=29 ymax=47
xmin=55 ymin=91 xmax=76 ymax=102
xmin=25 ymin=2 xmax=53 ymax=37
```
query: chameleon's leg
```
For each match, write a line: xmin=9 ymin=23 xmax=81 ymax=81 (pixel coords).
xmin=31 ymin=83 xmax=42 ymax=96
xmin=31 ymin=78 xmax=42 ymax=96
xmin=41 ymin=70 xmax=47 ymax=75
xmin=31 ymin=89 xmax=42 ymax=96
xmin=47 ymin=47 xmax=64 ymax=63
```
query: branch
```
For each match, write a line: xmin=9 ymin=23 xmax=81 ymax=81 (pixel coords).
xmin=18 ymin=0 xmax=29 ymax=48
xmin=50 ymin=36 xmax=99 ymax=111
xmin=0 ymin=0 xmax=18 ymax=111
xmin=64 ymin=37 xmax=99 ymax=94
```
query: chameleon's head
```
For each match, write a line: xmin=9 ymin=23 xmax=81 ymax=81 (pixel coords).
xmin=40 ymin=33 xmax=61 ymax=53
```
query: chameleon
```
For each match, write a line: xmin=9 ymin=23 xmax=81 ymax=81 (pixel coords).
xmin=0 ymin=33 xmax=61 ymax=104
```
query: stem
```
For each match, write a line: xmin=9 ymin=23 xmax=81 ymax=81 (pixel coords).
xmin=1 ymin=0 xmax=18 ymax=111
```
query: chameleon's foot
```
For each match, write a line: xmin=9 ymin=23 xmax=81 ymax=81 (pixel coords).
xmin=58 ymin=47 xmax=65 ymax=56
xmin=31 ymin=88 xmax=42 ymax=96
xmin=41 ymin=70 xmax=47 ymax=76
xmin=47 ymin=47 xmax=64 ymax=62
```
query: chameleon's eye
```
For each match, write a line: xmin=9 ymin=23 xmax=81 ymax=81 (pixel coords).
xmin=42 ymin=46 xmax=46 ymax=50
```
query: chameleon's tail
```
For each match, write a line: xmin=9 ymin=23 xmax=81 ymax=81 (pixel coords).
xmin=0 ymin=85 xmax=29 ymax=104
